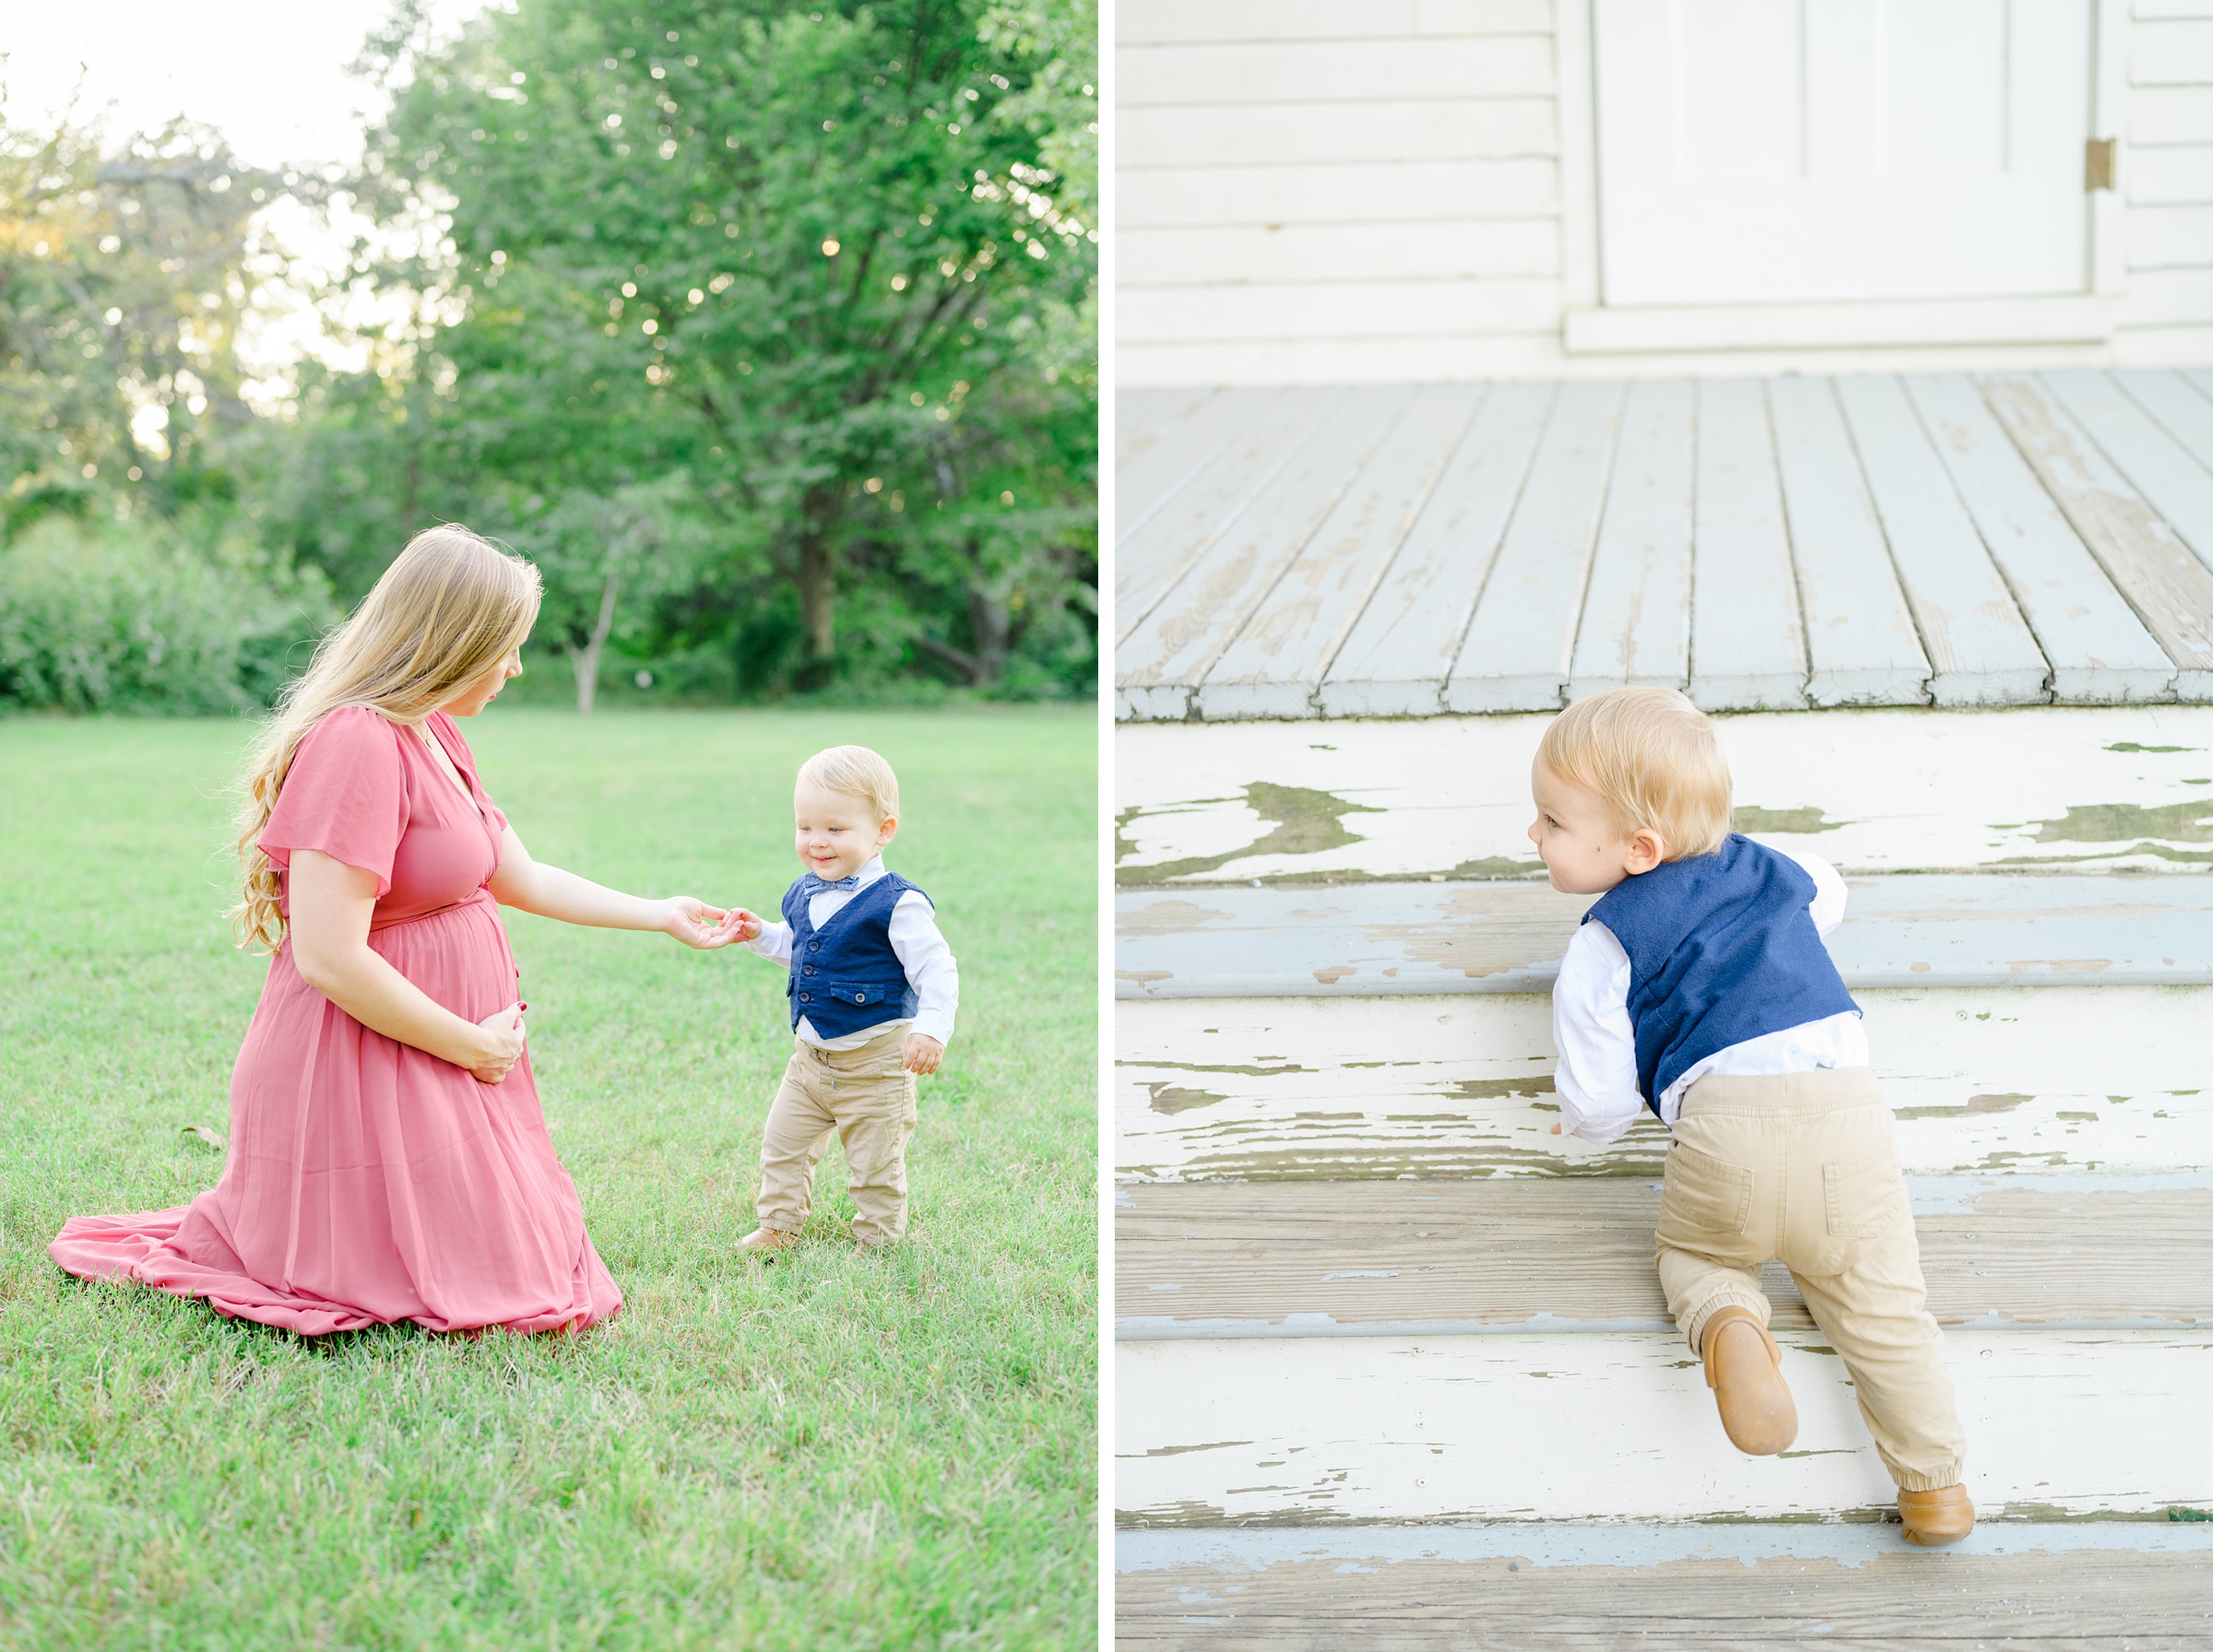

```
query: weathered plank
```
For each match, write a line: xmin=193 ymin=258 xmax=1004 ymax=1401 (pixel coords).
xmin=1116 ymin=388 xmax=1341 ymax=649
xmin=1687 ymin=379 xmax=1807 ymax=711
xmin=1768 ymin=378 xmax=1931 ymax=706
xmin=2116 ymin=368 xmax=2213 ymax=472
xmin=1318 ymin=382 xmax=1552 ymax=718
xmin=1982 ymin=373 xmax=2213 ymax=696
xmin=1119 ymin=1528 xmax=2213 ymax=1650
xmin=2042 ymin=369 xmax=2213 ymax=573
xmin=1118 ymin=1328 xmax=2213 ymax=1523
xmin=1834 ymin=375 xmax=2049 ymax=705
xmin=1116 ymin=387 xmax=1270 ymax=543
xmin=1444 ymin=382 xmax=1623 ymax=713
xmin=1565 ymin=379 xmax=1695 ymax=700
xmin=1118 ymin=1181 xmax=2213 ymax=1337
xmin=1114 ymin=706 xmax=2213 ymax=885
xmin=1115 ymin=876 xmax=2213 ymax=998
xmin=1119 ymin=388 xmax=1413 ymax=719
xmin=1200 ymin=385 xmax=1480 ymax=720
xmin=1115 ymin=988 xmax=2213 ymax=1183
xmin=1906 ymin=373 xmax=2176 ymax=703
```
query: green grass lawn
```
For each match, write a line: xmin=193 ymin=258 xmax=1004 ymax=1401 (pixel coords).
xmin=0 ymin=706 xmax=1097 ymax=1651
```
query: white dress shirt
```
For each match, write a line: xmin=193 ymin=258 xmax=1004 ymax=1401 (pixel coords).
xmin=1551 ymin=846 xmax=1867 ymax=1145
xmin=746 ymin=856 xmax=959 ymax=1049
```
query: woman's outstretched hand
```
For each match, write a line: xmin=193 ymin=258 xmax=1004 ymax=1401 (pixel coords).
xmin=470 ymin=1002 xmax=527 ymax=1085
xmin=659 ymin=896 xmax=736 ymax=949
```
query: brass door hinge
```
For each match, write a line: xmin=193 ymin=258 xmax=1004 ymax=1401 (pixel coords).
xmin=2085 ymin=137 xmax=2117 ymax=192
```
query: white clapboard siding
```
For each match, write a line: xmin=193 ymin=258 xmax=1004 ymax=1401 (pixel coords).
xmin=1118 ymin=1328 xmax=2213 ymax=1524
xmin=2042 ymin=370 xmax=2213 ymax=571
xmin=1118 ymin=1526 xmax=2213 ymax=1647
xmin=1318 ymin=383 xmax=1551 ymax=717
xmin=2132 ymin=202 xmax=2213 ymax=266
xmin=1444 ymin=381 xmax=1623 ymax=712
xmin=1120 ymin=220 xmax=1560 ymax=289
xmin=1119 ymin=279 xmax=1560 ymax=347
xmin=1686 ymin=380 xmax=1807 ymax=712
xmin=1115 ymin=987 xmax=2213 ymax=1184
xmin=1906 ymin=375 xmax=2176 ymax=702
xmin=1115 ymin=388 xmax=1341 ymax=650
xmin=1982 ymin=374 xmax=2213 ymax=694
xmin=2134 ymin=16 xmax=2213 ymax=80
xmin=1122 ymin=39 xmax=1555 ymax=108
xmin=1116 ymin=99 xmax=1558 ymax=171
xmin=1768 ymin=378 xmax=1933 ymax=706
xmin=1118 ymin=159 xmax=1558 ymax=231
xmin=1564 ymin=379 xmax=1695 ymax=699
xmin=2132 ymin=85 xmax=2213 ymax=145
xmin=1200 ymin=386 xmax=1479 ymax=719
xmin=1833 ymin=375 xmax=2050 ymax=704
xmin=2127 ymin=143 xmax=2213 ymax=204
xmin=1115 ymin=706 xmax=2213 ymax=883
xmin=1117 ymin=0 xmax=1556 ymax=45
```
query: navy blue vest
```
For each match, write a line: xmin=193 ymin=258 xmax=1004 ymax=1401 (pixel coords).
xmin=782 ymin=872 xmax=925 ymax=1040
xmin=1583 ymin=834 xmax=1859 ymax=1118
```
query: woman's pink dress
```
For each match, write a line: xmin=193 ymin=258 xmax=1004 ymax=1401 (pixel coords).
xmin=50 ymin=707 xmax=622 ymax=1336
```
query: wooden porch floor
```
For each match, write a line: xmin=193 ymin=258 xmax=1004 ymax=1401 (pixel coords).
xmin=1115 ymin=370 xmax=2213 ymax=720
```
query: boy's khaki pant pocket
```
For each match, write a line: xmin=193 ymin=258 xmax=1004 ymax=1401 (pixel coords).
xmin=1657 ymin=1140 xmax=1756 ymax=1245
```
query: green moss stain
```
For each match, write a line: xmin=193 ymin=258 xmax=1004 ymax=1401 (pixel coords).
xmin=1445 ymin=1076 xmax=1558 ymax=1101
xmin=1734 ymin=806 xmax=1847 ymax=834
xmin=2105 ymin=742 xmax=2196 ymax=754
xmin=1145 ymin=1083 xmax=1228 ymax=1115
xmin=1117 ymin=783 xmax=1382 ymax=884
xmin=1895 ymin=1092 xmax=2034 ymax=1121
xmin=2029 ymin=800 xmax=2213 ymax=847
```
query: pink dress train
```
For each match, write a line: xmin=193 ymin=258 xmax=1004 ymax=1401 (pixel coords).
xmin=50 ymin=706 xmax=622 ymax=1336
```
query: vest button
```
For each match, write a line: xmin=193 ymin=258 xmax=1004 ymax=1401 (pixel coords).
xmin=799 ymin=992 xmax=811 ymax=1001
xmin=855 ymin=992 xmax=866 ymax=1003
xmin=803 ymin=965 xmax=814 ymax=975
xmin=807 ymin=940 xmax=820 ymax=951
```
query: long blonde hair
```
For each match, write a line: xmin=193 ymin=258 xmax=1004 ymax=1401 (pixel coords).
xmin=230 ymin=526 xmax=542 ymax=948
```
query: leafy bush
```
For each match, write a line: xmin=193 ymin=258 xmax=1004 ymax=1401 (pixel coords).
xmin=0 ymin=516 xmax=335 ymax=714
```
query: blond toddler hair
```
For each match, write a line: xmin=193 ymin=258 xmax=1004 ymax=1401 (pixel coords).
xmin=799 ymin=745 xmax=901 ymax=823
xmin=1536 ymin=687 xmax=1734 ymax=860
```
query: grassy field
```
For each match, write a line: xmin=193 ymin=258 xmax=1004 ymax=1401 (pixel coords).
xmin=0 ymin=706 xmax=1096 ymax=1650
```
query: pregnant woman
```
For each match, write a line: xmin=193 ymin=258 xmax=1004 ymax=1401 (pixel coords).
xmin=51 ymin=527 xmax=730 ymax=1335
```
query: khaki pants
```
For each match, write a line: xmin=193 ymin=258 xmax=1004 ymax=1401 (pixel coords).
xmin=1656 ymin=1068 xmax=1966 ymax=1492
xmin=755 ymin=1028 xmax=917 ymax=1246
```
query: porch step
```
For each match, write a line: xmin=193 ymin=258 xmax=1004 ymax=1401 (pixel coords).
xmin=1115 ymin=371 xmax=2213 ymax=720
xmin=1116 ymin=875 xmax=2213 ymax=1000
xmin=1117 ymin=704 xmax=2213 ymax=887
xmin=1117 ymin=1327 xmax=2213 ymax=1524
xmin=1116 ymin=1181 xmax=2213 ymax=1339
xmin=1118 ymin=986 xmax=2213 ymax=1184
xmin=1118 ymin=1525 xmax=2213 ymax=1649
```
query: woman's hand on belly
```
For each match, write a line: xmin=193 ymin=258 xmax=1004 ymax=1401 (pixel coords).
xmin=291 ymin=848 xmax=524 ymax=1074
xmin=468 ymin=1003 xmax=527 ymax=1084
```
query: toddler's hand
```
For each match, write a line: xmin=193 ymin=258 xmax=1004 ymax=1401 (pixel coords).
xmin=904 ymin=1033 xmax=943 ymax=1075
xmin=714 ymin=907 xmax=763 ymax=945
xmin=1551 ymin=1124 xmax=1562 ymax=1135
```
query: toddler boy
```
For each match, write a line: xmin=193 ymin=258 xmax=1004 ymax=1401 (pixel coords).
xmin=717 ymin=745 xmax=957 ymax=1255
xmin=1532 ymin=688 xmax=1971 ymax=1546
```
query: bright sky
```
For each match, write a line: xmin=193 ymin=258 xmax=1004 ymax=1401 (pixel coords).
xmin=0 ymin=1 xmax=499 ymax=171
xmin=1 ymin=1 xmax=503 ymax=395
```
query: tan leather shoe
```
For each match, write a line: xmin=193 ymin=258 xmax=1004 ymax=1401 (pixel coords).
xmin=1701 ymin=1305 xmax=1799 ymax=1456
xmin=1898 ymin=1485 xmax=1975 ymax=1547
xmin=736 ymin=1226 xmax=800 ymax=1258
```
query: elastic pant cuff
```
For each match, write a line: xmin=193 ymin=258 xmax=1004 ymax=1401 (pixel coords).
xmin=1890 ymin=1465 xmax=1966 ymax=1493
xmin=1679 ymin=1292 xmax=1772 ymax=1357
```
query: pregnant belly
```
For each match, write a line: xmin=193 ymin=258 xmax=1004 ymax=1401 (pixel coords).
xmin=258 ymin=891 xmax=521 ymax=1032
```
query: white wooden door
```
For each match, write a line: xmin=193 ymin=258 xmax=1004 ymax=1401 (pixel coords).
xmin=1593 ymin=0 xmax=2092 ymax=307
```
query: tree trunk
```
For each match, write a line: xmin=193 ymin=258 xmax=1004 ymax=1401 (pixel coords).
xmin=967 ymin=585 xmax=1012 ymax=686
xmin=573 ymin=568 xmax=620 ymax=715
xmin=799 ymin=530 xmax=836 ymax=658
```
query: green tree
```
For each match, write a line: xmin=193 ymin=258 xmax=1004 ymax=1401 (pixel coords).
xmin=332 ymin=0 xmax=1095 ymax=697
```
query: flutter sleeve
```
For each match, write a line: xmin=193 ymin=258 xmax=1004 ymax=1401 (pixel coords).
xmin=259 ymin=706 xmax=408 ymax=898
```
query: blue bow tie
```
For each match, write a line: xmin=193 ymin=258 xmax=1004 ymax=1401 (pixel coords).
xmin=801 ymin=872 xmax=862 ymax=895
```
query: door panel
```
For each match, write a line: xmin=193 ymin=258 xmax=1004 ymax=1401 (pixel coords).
xmin=1595 ymin=0 xmax=2090 ymax=306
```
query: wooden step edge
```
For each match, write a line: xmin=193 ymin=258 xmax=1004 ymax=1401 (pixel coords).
xmin=1117 ymin=874 xmax=2213 ymax=999
xmin=1117 ymin=1179 xmax=2213 ymax=1340
xmin=1117 ymin=1520 xmax=2213 ymax=1573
